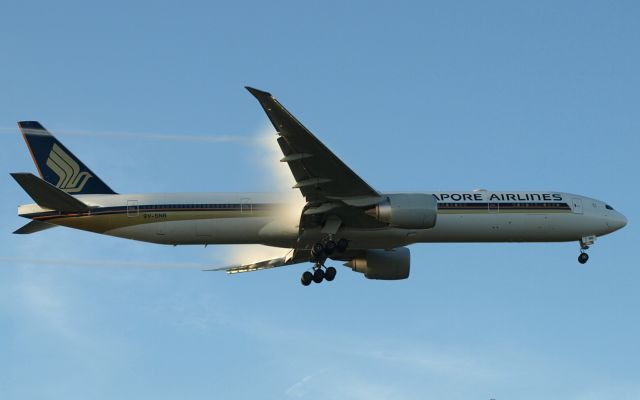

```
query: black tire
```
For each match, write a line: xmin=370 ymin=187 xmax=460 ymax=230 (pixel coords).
xmin=578 ymin=253 xmax=589 ymax=264
xmin=324 ymin=240 xmax=337 ymax=256
xmin=301 ymin=271 xmax=313 ymax=286
xmin=336 ymin=238 xmax=348 ymax=253
xmin=325 ymin=266 xmax=337 ymax=281
xmin=313 ymin=268 xmax=325 ymax=283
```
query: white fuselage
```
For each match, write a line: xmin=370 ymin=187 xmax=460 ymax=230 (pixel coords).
xmin=18 ymin=190 xmax=627 ymax=250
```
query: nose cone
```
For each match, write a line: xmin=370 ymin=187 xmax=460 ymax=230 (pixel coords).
xmin=608 ymin=211 xmax=628 ymax=232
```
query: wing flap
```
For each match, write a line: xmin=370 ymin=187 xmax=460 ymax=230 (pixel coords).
xmin=206 ymin=257 xmax=288 ymax=274
xmin=205 ymin=249 xmax=311 ymax=274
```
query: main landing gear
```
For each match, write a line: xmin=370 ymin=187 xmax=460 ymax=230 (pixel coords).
xmin=300 ymin=265 xmax=337 ymax=286
xmin=300 ymin=238 xmax=348 ymax=286
xmin=578 ymin=235 xmax=596 ymax=264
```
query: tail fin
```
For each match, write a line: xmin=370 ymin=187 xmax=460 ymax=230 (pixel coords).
xmin=18 ymin=121 xmax=116 ymax=195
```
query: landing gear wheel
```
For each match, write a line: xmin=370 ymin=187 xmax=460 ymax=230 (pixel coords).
xmin=324 ymin=240 xmax=337 ymax=256
xmin=313 ymin=268 xmax=325 ymax=283
xmin=301 ymin=271 xmax=313 ymax=286
xmin=578 ymin=252 xmax=589 ymax=264
xmin=311 ymin=242 xmax=325 ymax=260
xmin=336 ymin=238 xmax=348 ymax=253
xmin=325 ymin=266 xmax=337 ymax=281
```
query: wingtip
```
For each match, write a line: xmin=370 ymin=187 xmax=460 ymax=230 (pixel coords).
xmin=202 ymin=266 xmax=233 ymax=272
xmin=245 ymin=86 xmax=272 ymax=98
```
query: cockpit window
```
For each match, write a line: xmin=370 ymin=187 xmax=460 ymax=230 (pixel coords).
xmin=605 ymin=204 xmax=614 ymax=210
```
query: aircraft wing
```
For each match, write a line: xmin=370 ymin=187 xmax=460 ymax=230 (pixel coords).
xmin=246 ymin=87 xmax=380 ymax=203
xmin=205 ymin=248 xmax=311 ymax=274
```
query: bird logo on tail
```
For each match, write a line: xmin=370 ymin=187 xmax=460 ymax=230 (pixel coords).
xmin=46 ymin=143 xmax=92 ymax=193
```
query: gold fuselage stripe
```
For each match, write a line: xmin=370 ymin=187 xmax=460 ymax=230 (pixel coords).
xmin=20 ymin=201 xmax=574 ymax=234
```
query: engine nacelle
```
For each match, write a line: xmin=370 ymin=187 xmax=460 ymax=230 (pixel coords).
xmin=345 ymin=247 xmax=410 ymax=280
xmin=366 ymin=193 xmax=437 ymax=229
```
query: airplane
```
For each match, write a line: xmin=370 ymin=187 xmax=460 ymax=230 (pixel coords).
xmin=11 ymin=87 xmax=628 ymax=286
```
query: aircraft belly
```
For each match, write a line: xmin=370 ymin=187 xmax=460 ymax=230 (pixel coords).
xmin=417 ymin=213 xmax=584 ymax=242
xmin=104 ymin=216 xmax=281 ymax=245
xmin=315 ymin=213 xmax=588 ymax=248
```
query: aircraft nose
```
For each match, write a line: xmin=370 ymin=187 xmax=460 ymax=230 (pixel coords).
xmin=608 ymin=212 xmax=628 ymax=231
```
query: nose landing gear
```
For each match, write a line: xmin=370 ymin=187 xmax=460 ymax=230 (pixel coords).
xmin=578 ymin=235 xmax=596 ymax=264
xmin=578 ymin=252 xmax=589 ymax=264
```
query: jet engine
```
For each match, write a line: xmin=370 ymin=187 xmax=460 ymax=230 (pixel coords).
xmin=345 ymin=247 xmax=410 ymax=280
xmin=365 ymin=193 xmax=437 ymax=229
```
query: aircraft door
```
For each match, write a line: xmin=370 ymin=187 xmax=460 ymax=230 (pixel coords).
xmin=572 ymin=198 xmax=583 ymax=214
xmin=127 ymin=200 xmax=139 ymax=217
xmin=241 ymin=198 xmax=252 ymax=214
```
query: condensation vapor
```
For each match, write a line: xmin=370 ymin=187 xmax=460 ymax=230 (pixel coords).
xmin=0 ymin=257 xmax=203 ymax=270
xmin=222 ymin=125 xmax=306 ymax=266
xmin=0 ymin=126 xmax=256 ymax=144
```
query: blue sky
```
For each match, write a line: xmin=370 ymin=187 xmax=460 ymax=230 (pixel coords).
xmin=1 ymin=1 xmax=639 ymax=399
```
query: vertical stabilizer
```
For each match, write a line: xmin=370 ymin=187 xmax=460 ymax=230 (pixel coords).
xmin=18 ymin=121 xmax=116 ymax=194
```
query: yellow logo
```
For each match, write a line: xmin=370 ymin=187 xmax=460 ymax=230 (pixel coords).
xmin=46 ymin=144 xmax=92 ymax=193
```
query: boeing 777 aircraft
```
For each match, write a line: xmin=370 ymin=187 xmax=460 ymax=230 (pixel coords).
xmin=12 ymin=87 xmax=627 ymax=285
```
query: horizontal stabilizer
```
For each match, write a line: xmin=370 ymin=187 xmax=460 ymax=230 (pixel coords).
xmin=13 ymin=220 xmax=56 ymax=234
xmin=11 ymin=172 xmax=91 ymax=212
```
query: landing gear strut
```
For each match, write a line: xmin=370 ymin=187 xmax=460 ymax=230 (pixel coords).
xmin=299 ymin=238 xmax=348 ymax=286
